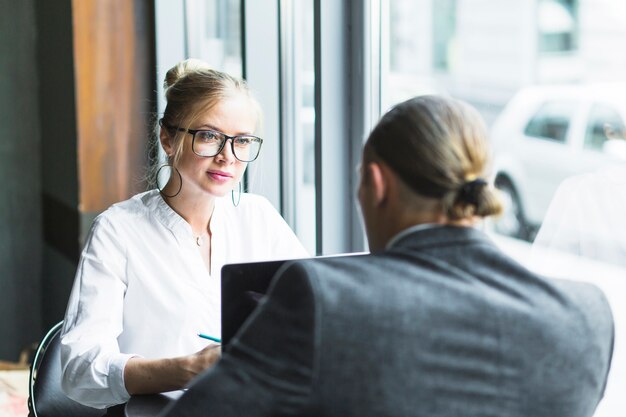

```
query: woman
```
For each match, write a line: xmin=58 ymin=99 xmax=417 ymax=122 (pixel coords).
xmin=60 ymin=59 xmax=308 ymax=409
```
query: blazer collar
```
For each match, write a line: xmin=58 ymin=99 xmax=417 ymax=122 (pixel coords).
xmin=388 ymin=225 xmax=493 ymax=252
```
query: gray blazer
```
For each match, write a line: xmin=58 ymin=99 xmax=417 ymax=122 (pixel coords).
xmin=160 ymin=226 xmax=614 ymax=417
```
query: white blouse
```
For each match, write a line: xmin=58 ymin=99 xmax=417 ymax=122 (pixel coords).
xmin=60 ymin=190 xmax=308 ymax=408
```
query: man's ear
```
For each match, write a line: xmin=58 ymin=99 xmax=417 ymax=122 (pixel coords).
xmin=366 ymin=161 xmax=388 ymax=206
xmin=160 ymin=127 xmax=174 ymax=157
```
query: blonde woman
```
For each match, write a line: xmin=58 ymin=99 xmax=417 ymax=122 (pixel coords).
xmin=60 ymin=59 xmax=308 ymax=409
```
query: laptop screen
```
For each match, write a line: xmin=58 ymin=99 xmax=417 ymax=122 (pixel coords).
xmin=220 ymin=259 xmax=289 ymax=346
xmin=220 ymin=253 xmax=367 ymax=346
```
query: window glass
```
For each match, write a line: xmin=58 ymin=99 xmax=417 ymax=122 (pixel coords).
xmin=432 ymin=0 xmax=457 ymax=72
xmin=294 ymin=0 xmax=316 ymax=254
xmin=382 ymin=0 xmax=626 ymax=242
xmin=524 ymin=101 xmax=576 ymax=143
xmin=584 ymin=103 xmax=626 ymax=151
xmin=185 ymin=0 xmax=242 ymax=76
xmin=280 ymin=0 xmax=316 ymax=254
xmin=538 ymin=0 xmax=578 ymax=54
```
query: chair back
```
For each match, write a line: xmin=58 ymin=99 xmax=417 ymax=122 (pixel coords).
xmin=28 ymin=321 xmax=106 ymax=417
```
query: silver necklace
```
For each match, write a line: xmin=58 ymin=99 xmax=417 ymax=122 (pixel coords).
xmin=195 ymin=208 xmax=214 ymax=247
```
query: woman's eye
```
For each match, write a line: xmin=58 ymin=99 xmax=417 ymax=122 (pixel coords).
xmin=235 ymin=137 xmax=252 ymax=146
xmin=197 ymin=132 xmax=220 ymax=142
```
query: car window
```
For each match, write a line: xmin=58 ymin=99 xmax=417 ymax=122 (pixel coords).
xmin=583 ymin=103 xmax=626 ymax=151
xmin=524 ymin=100 xmax=577 ymax=143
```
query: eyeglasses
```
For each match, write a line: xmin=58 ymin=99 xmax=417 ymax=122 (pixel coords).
xmin=160 ymin=119 xmax=263 ymax=162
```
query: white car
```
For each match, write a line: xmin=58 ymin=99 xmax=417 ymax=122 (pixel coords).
xmin=490 ymin=83 xmax=626 ymax=240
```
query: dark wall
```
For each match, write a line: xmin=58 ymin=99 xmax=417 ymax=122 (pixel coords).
xmin=0 ymin=0 xmax=43 ymax=360
xmin=0 ymin=0 xmax=79 ymax=359
xmin=0 ymin=0 xmax=155 ymax=360
xmin=35 ymin=0 xmax=81 ymax=333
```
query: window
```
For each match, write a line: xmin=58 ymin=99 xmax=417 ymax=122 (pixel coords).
xmin=524 ymin=101 xmax=576 ymax=143
xmin=538 ymin=0 xmax=578 ymax=54
xmin=584 ymin=103 xmax=626 ymax=151
xmin=379 ymin=0 xmax=626 ymax=249
xmin=184 ymin=0 xmax=242 ymax=76
xmin=280 ymin=0 xmax=317 ymax=254
xmin=239 ymin=1 xmax=366 ymax=255
xmin=432 ymin=0 xmax=457 ymax=72
xmin=382 ymin=0 xmax=439 ymax=113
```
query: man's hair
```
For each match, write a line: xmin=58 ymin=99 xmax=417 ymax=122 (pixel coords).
xmin=364 ymin=95 xmax=502 ymax=220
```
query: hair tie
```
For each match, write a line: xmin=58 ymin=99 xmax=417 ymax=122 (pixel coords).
xmin=457 ymin=178 xmax=487 ymax=206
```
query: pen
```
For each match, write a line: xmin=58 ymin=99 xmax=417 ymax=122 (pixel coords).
xmin=198 ymin=333 xmax=222 ymax=343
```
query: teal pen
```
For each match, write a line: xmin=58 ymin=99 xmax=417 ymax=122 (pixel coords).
xmin=198 ymin=333 xmax=222 ymax=343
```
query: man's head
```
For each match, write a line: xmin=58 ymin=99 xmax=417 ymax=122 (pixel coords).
xmin=358 ymin=95 xmax=502 ymax=251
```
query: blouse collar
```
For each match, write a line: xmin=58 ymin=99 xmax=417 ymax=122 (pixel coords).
xmin=141 ymin=190 xmax=198 ymax=243
xmin=142 ymin=189 xmax=228 ymax=240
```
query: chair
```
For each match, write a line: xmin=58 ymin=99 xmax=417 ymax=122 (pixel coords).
xmin=28 ymin=321 xmax=106 ymax=417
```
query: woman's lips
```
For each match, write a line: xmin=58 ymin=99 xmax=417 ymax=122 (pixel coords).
xmin=207 ymin=170 xmax=233 ymax=182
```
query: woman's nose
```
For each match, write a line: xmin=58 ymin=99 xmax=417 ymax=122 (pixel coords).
xmin=215 ymin=139 xmax=235 ymax=163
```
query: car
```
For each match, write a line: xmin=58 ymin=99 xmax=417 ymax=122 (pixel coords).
xmin=490 ymin=83 xmax=626 ymax=240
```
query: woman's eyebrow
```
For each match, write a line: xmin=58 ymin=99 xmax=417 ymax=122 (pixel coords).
xmin=195 ymin=123 xmax=221 ymax=131
xmin=195 ymin=123 xmax=253 ymax=136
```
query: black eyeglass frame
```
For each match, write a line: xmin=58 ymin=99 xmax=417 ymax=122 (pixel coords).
xmin=159 ymin=119 xmax=263 ymax=162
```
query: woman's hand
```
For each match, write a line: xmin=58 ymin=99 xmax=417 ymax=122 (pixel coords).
xmin=181 ymin=343 xmax=222 ymax=380
xmin=124 ymin=343 xmax=222 ymax=395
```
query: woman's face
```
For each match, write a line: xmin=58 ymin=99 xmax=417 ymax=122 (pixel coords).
xmin=167 ymin=94 xmax=258 ymax=199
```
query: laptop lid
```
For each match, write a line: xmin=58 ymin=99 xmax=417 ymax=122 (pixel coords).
xmin=220 ymin=259 xmax=289 ymax=346
xmin=220 ymin=253 xmax=367 ymax=346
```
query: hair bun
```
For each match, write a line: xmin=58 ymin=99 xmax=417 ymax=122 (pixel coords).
xmin=445 ymin=178 xmax=502 ymax=220
xmin=457 ymin=178 xmax=488 ymax=206
xmin=163 ymin=58 xmax=213 ymax=90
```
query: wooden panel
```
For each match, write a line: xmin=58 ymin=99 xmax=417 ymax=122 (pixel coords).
xmin=72 ymin=0 xmax=154 ymax=212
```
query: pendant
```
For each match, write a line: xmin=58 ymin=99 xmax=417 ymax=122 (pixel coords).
xmin=196 ymin=236 xmax=203 ymax=246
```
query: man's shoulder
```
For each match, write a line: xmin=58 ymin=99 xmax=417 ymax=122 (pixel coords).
xmin=270 ymin=255 xmax=373 ymax=295
xmin=549 ymin=278 xmax=613 ymax=326
xmin=275 ymin=253 xmax=426 ymax=303
xmin=282 ymin=254 xmax=383 ymax=278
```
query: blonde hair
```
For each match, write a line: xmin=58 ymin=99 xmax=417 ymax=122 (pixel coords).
xmin=364 ymin=95 xmax=502 ymax=221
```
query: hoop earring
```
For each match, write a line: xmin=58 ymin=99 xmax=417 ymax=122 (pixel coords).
xmin=156 ymin=164 xmax=182 ymax=198
xmin=231 ymin=181 xmax=242 ymax=207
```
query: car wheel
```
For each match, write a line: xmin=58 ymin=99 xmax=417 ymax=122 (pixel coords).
xmin=494 ymin=177 xmax=530 ymax=240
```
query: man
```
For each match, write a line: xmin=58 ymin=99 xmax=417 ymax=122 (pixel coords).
xmin=160 ymin=95 xmax=613 ymax=417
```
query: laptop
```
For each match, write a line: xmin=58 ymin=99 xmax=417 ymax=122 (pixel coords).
xmin=220 ymin=253 xmax=367 ymax=346
xmin=220 ymin=259 xmax=290 ymax=346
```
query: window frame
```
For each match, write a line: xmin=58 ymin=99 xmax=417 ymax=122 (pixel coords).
xmin=243 ymin=0 xmax=376 ymax=255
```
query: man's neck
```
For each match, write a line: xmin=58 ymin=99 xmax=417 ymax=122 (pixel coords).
xmin=373 ymin=211 xmax=476 ymax=252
